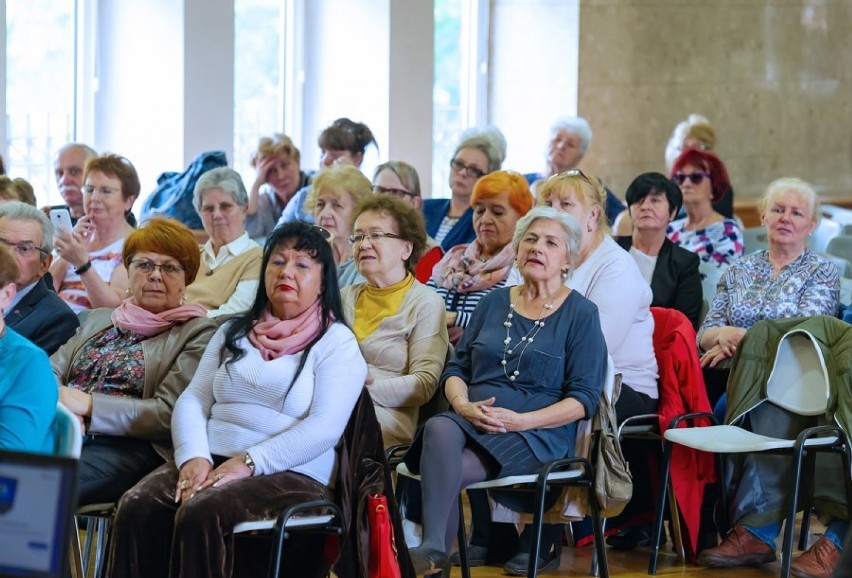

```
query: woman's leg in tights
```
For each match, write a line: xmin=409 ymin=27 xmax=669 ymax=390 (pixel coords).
xmin=420 ymin=417 xmax=492 ymax=554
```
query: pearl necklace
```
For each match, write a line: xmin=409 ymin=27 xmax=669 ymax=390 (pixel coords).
xmin=500 ymin=294 xmax=554 ymax=382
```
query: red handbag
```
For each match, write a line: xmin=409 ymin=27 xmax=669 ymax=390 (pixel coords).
xmin=368 ymin=493 xmax=402 ymax=578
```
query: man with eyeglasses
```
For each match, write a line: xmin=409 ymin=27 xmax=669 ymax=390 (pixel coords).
xmin=0 ymin=201 xmax=78 ymax=355
xmin=48 ymin=142 xmax=98 ymax=223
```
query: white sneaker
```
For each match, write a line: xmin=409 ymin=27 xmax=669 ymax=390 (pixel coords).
xmin=402 ymin=519 xmax=423 ymax=548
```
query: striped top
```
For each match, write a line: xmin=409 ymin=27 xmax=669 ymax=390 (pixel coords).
xmin=426 ymin=277 xmax=509 ymax=329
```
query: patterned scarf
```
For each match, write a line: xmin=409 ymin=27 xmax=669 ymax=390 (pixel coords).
xmin=431 ymin=240 xmax=515 ymax=293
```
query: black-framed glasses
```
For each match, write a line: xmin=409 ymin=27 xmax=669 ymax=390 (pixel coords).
xmin=348 ymin=231 xmax=404 ymax=245
xmin=450 ymin=159 xmax=486 ymax=180
xmin=0 ymin=237 xmax=49 ymax=258
xmin=83 ymin=185 xmax=121 ymax=196
xmin=373 ymin=185 xmax=415 ymax=198
xmin=672 ymin=171 xmax=711 ymax=186
xmin=130 ymin=259 xmax=185 ymax=276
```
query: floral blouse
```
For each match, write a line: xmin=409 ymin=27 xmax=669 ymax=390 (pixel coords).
xmin=697 ymin=249 xmax=840 ymax=347
xmin=667 ymin=218 xmax=743 ymax=268
xmin=67 ymin=327 xmax=146 ymax=397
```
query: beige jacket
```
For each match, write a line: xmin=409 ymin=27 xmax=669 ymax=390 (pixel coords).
xmin=51 ymin=308 xmax=217 ymax=459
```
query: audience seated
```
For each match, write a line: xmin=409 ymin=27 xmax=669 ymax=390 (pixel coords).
xmin=341 ymin=195 xmax=448 ymax=448
xmin=185 ymin=167 xmax=263 ymax=317
xmin=52 ymin=143 xmax=98 ymax=222
xmin=0 ymin=176 xmax=36 ymax=206
xmin=106 ymin=222 xmax=368 ymax=578
xmin=51 ymin=154 xmax=140 ymax=313
xmin=423 ymin=126 xmax=507 ymax=251
xmin=406 ymin=207 xmax=608 ymax=576
xmin=0 ymin=245 xmax=57 ymax=453
xmin=245 ymin=133 xmax=311 ymax=241
xmin=307 ymin=164 xmax=373 ymax=287
xmin=666 ymin=148 xmax=743 ymax=269
xmin=277 ymin=117 xmax=377 ymax=225
xmin=526 ymin=116 xmax=624 ymax=225
xmin=51 ymin=218 xmax=217 ymax=505
xmin=615 ymin=172 xmax=702 ymax=329
xmin=0 ymin=201 xmax=78 ymax=355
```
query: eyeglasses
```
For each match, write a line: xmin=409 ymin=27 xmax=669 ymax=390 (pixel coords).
xmin=199 ymin=202 xmax=238 ymax=215
xmin=373 ymin=185 xmax=415 ymax=198
xmin=83 ymin=185 xmax=121 ymax=196
xmin=130 ymin=259 xmax=185 ymax=276
xmin=673 ymin=171 xmax=711 ymax=186
xmin=348 ymin=231 xmax=404 ymax=245
xmin=450 ymin=159 xmax=486 ymax=180
xmin=0 ymin=237 xmax=49 ymax=258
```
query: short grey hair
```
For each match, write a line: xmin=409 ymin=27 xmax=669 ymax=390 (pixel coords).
xmin=761 ymin=177 xmax=820 ymax=223
xmin=0 ymin=200 xmax=55 ymax=255
xmin=550 ymin=117 xmax=593 ymax=156
xmin=453 ymin=125 xmax=508 ymax=174
xmin=512 ymin=206 xmax=582 ymax=277
xmin=193 ymin=167 xmax=249 ymax=213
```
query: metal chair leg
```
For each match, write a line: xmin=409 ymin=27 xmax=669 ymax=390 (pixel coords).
xmin=458 ymin=494 xmax=471 ymax=578
xmin=780 ymin=446 xmax=807 ymax=578
xmin=648 ymin=440 xmax=673 ymax=575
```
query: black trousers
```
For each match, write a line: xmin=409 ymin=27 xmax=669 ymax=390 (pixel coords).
xmin=77 ymin=435 xmax=165 ymax=506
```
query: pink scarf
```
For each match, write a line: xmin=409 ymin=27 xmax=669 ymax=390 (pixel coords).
xmin=111 ymin=298 xmax=208 ymax=337
xmin=248 ymin=299 xmax=324 ymax=361
xmin=431 ymin=240 xmax=516 ymax=293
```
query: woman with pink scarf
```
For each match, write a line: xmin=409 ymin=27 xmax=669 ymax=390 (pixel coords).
xmin=427 ymin=171 xmax=533 ymax=344
xmin=52 ymin=218 xmax=217 ymax=506
xmin=107 ymin=222 xmax=368 ymax=578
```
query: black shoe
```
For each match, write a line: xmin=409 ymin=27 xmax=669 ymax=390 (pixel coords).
xmin=503 ymin=546 xmax=561 ymax=576
xmin=409 ymin=547 xmax=449 ymax=576
xmin=449 ymin=544 xmax=488 ymax=566
xmin=606 ymin=524 xmax=665 ymax=550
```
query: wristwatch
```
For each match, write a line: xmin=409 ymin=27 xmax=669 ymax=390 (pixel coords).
xmin=244 ymin=452 xmax=256 ymax=475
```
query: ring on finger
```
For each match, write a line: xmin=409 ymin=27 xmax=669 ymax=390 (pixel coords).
xmin=214 ymin=474 xmax=223 ymax=481
xmin=180 ymin=479 xmax=188 ymax=489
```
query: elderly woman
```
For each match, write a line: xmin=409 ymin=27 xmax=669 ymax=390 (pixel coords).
xmin=407 ymin=207 xmax=608 ymax=576
xmin=245 ymin=133 xmax=311 ymax=241
xmin=341 ymin=195 xmax=448 ymax=448
xmin=278 ymin=118 xmax=378 ymax=225
xmin=423 ymin=127 xmax=507 ymax=252
xmin=51 ymin=154 xmax=140 ymax=313
xmin=696 ymin=182 xmax=843 ymax=575
xmin=373 ymin=160 xmax=423 ymax=210
xmin=52 ymin=218 xmax=217 ymax=505
xmin=184 ymin=167 xmax=263 ymax=317
xmin=427 ymin=170 xmax=532 ymax=345
xmin=106 ymin=222 xmax=368 ymax=578
xmin=666 ymin=149 xmax=743 ymax=269
xmin=615 ymin=172 xmax=702 ymax=329
xmin=308 ymin=164 xmax=373 ymax=286
xmin=0 ymin=245 xmax=57 ymax=453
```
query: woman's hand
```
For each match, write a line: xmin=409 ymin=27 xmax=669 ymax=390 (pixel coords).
xmin=175 ymin=458 xmax=213 ymax=503
xmin=54 ymin=219 xmax=92 ymax=268
xmin=252 ymin=156 xmax=277 ymax=191
xmin=480 ymin=405 xmax=529 ymax=432
xmin=700 ymin=344 xmax=733 ymax=368
xmin=196 ymin=456 xmax=253 ymax=492
xmin=456 ymin=397 xmax=507 ymax=433
xmin=700 ymin=326 xmax=746 ymax=368
xmin=58 ymin=386 xmax=93 ymax=417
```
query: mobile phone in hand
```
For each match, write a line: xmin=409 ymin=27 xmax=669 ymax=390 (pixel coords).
xmin=49 ymin=208 xmax=74 ymax=233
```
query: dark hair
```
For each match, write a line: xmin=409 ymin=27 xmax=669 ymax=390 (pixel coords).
xmin=624 ymin=172 xmax=683 ymax=217
xmin=221 ymin=222 xmax=347 ymax=384
xmin=317 ymin=118 xmax=377 ymax=156
xmin=352 ymin=195 xmax=428 ymax=273
xmin=669 ymin=149 xmax=731 ymax=203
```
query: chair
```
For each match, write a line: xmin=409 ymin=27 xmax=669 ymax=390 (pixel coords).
xmin=741 ymin=227 xmax=768 ymax=254
xmin=658 ymin=329 xmax=852 ymax=578
xmin=826 ymin=236 xmax=852 ymax=267
xmin=397 ymin=356 xmax=616 ymax=578
xmin=54 ymin=403 xmax=87 ymax=578
xmin=820 ymin=252 xmax=852 ymax=279
xmin=808 ymin=218 xmax=842 ymax=253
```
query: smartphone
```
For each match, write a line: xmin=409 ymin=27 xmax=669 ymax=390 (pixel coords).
xmin=49 ymin=208 xmax=74 ymax=234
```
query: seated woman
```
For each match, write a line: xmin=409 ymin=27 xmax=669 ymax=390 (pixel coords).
xmin=52 ymin=218 xmax=217 ymax=505
xmin=427 ymin=170 xmax=532 ymax=344
xmin=666 ymin=149 xmax=743 ymax=269
xmin=423 ymin=127 xmax=507 ymax=251
xmin=341 ymin=195 xmax=448 ymax=448
xmin=245 ymin=133 xmax=311 ymax=241
xmin=615 ymin=172 xmax=702 ymax=329
xmin=107 ymin=222 xmax=368 ymax=578
xmin=307 ymin=164 xmax=373 ymax=286
xmin=185 ymin=167 xmax=263 ymax=317
xmin=407 ymin=207 xmax=607 ymax=576
xmin=51 ymin=154 xmax=140 ymax=313
xmin=0 ymin=245 xmax=57 ymax=453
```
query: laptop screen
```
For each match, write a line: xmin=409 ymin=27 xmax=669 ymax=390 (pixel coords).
xmin=0 ymin=451 xmax=78 ymax=578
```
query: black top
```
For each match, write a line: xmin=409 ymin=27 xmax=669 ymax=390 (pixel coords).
xmin=4 ymin=277 xmax=79 ymax=356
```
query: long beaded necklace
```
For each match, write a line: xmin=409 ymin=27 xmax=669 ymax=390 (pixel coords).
xmin=500 ymin=293 xmax=554 ymax=382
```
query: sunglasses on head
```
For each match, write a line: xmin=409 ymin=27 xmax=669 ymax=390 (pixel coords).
xmin=673 ymin=171 xmax=711 ymax=186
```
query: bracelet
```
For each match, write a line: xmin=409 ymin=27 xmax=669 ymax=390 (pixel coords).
xmin=75 ymin=260 xmax=93 ymax=275
xmin=449 ymin=394 xmax=469 ymax=409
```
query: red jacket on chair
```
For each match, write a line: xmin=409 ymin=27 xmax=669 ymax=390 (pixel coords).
xmin=652 ymin=307 xmax=716 ymax=561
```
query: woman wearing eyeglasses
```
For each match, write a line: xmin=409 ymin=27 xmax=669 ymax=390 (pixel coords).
xmin=666 ymin=149 xmax=743 ymax=268
xmin=51 ymin=154 xmax=140 ymax=313
xmin=372 ymin=161 xmax=423 ymax=210
xmin=51 ymin=218 xmax=217 ymax=507
xmin=184 ymin=167 xmax=263 ymax=318
xmin=423 ymin=127 xmax=507 ymax=252
xmin=341 ymin=195 xmax=448 ymax=448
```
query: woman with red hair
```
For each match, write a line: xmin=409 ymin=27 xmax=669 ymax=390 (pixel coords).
xmin=666 ymin=149 xmax=743 ymax=268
